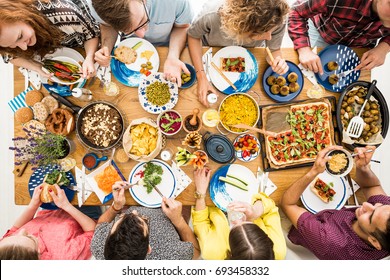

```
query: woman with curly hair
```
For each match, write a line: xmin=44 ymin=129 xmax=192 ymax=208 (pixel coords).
xmin=0 ymin=0 xmax=100 ymax=79
xmin=188 ymin=0 xmax=290 ymax=106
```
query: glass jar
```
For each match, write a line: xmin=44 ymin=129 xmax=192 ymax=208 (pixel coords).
xmin=202 ymin=109 xmax=220 ymax=128
xmin=103 ymin=81 xmax=120 ymax=96
xmin=72 ymin=88 xmax=93 ymax=101
xmin=227 ymin=209 xmax=246 ymax=228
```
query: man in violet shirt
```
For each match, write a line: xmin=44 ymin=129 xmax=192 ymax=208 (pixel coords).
xmin=280 ymin=145 xmax=390 ymax=260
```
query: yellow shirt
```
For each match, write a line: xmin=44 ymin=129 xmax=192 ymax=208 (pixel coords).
xmin=192 ymin=193 xmax=286 ymax=260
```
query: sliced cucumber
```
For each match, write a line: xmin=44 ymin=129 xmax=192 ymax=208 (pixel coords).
xmin=219 ymin=176 xmax=248 ymax=191
xmin=132 ymin=41 xmax=143 ymax=50
xmin=226 ymin=174 xmax=248 ymax=186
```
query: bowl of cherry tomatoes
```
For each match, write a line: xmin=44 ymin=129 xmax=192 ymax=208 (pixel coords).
xmin=233 ymin=134 xmax=260 ymax=162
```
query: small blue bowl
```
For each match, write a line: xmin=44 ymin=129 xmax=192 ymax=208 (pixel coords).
xmin=180 ymin=63 xmax=196 ymax=89
xmin=82 ymin=153 xmax=108 ymax=170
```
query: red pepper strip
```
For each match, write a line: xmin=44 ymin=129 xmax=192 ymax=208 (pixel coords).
xmin=54 ymin=71 xmax=77 ymax=81
xmin=53 ymin=63 xmax=72 ymax=73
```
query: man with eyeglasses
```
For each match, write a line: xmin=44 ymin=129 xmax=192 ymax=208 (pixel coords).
xmin=85 ymin=0 xmax=194 ymax=86
xmin=91 ymin=181 xmax=201 ymax=260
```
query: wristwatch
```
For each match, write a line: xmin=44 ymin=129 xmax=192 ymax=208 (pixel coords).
xmin=194 ymin=191 xmax=206 ymax=199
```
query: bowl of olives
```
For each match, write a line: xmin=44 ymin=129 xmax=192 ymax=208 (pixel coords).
xmin=179 ymin=63 xmax=196 ymax=89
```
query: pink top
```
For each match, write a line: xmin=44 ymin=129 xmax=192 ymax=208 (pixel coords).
xmin=2 ymin=209 xmax=94 ymax=260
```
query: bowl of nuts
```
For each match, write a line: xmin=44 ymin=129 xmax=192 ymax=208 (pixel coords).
xmin=179 ymin=63 xmax=196 ymax=89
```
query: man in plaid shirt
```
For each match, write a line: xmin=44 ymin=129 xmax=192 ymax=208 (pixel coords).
xmin=288 ymin=0 xmax=390 ymax=75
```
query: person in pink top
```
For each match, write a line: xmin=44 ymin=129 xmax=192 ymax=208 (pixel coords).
xmin=0 ymin=184 xmax=96 ymax=260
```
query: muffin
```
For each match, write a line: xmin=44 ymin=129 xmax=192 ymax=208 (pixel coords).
xmin=25 ymin=90 xmax=43 ymax=106
xmin=270 ymin=84 xmax=281 ymax=94
xmin=289 ymin=82 xmax=300 ymax=93
xmin=280 ymin=85 xmax=290 ymax=96
xmin=276 ymin=76 xmax=287 ymax=86
xmin=266 ymin=75 xmax=277 ymax=86
xmin=15 ymin=107 xmax=34 ymax=124
xmin=287 ymin=72 xmax=298 ymax=83
xmin=327 ymin=61 xmax=339 ymax=71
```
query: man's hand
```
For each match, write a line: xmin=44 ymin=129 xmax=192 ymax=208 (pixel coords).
xmin=163 ymin=57 xmax=188 ymax=87
xmin=355 ymin=43 xmax=389 ymax=71
xmin=161 ymin=197 xmax=184 ymax=227
xmin=111 ymin=181 xmax=127 ymax=210
xmin=193 ymin=167 xmax=211 ymax=195
xmin=297 ymin=47 xmax=324 ymax=75
xmin=95 ymin=46 xmax=111 ymax=67
xmin=197 ymin=74 xmax=216 ymax=107
xmin=354 ymin=145 xmax=376 ymax=169
xmin=310 ymin=145 xmax=343 ymax=175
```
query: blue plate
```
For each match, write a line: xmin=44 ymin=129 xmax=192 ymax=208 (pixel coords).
xmin=262 ymin=60 xmax=304 ymax=103
xmin=111 ymin=38 xmax=160 ymax=87
xmin=179 ymin=63 xmax=196 ymax=89
xmin=315 ymin=44 xmax=360 ymax=92
xmin=28 ymin=165 xmax=76 ymax=210
xmin=209 ymin=46 xmax=258 ymax=94
xmin=209 ymin=164 xmax=258 ymax=212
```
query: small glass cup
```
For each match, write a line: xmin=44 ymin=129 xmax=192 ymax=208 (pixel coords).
xmin=227 ymin=209 xmax=246 ymax=228
xmin=307 ymin=83 xmax=325 ymax=99
xmin=103 ymin=81 xmax=120 ymax=96
xmin=160 ymin=148 xmax=173 ymax=162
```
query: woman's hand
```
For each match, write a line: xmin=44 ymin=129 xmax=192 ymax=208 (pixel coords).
xmin=197 ymin=74 xmax=216 ymax=107
xmin=51 ymin=184 xmax=72 ymax=210
xmin=29 ymin=185 xmax=43 ymax=209
xmin=82 ymin=56 xmax=96 ymax=79
xmin=193 ymin=167 xmax=211 ymax=195
xmin=228 ymin=201 xmax=263 ymax=222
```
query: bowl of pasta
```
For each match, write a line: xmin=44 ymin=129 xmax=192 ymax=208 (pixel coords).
xmin=218 ymin=93 xmax=259 ymax=134
xmin=325 ymin=148 xmax=353 ymax=177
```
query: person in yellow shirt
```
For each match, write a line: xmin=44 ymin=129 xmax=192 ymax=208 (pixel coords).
xmin=192 ymin=168 xmax=286 ymax=260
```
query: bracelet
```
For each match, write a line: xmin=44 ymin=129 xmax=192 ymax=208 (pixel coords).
xmin=194 ymin=191 xmax=207 ymax=199
xmin=196 ymin=69 xmax=204 ymax=74
xmin=111 ymin=202 xmax=122 ymax=212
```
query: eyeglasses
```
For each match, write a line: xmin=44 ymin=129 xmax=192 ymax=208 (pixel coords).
xmin=119 ymin=0 xmax=150 ymax=40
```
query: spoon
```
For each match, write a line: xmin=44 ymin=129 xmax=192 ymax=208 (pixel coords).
xmin=232 ymin=123 xmax=277 ymax=137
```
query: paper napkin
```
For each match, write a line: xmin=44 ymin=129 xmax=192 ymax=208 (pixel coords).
xmin=75 ymin=166 xmax=94 ymax=207
xmin=170 ymin=161 xmax=192 ymax=198
xmin=202 ymin=47 xmax=212 ymax=82
xmin=97 ymin=65 xmax=111 ymax=84
xmin=18 ymin=67 xmax=42 ymax=90
xmin=8 ymin=86 xmax=32 ymax=112
xmin=262 ymin=175 xmax=278 ymax=197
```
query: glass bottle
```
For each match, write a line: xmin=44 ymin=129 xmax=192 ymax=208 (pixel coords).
xmin=207 ymin=92 xmax=218 ymax=108
xmin=72 ymin=88 xmax=93 ymax=101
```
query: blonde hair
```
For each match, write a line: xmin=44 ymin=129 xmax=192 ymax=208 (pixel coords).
xmin=219 ymin=0 xmax=289 ymax=41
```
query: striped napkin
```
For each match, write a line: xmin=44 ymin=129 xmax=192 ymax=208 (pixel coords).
xmin=8 ymin=86 xmax=33 ymax=112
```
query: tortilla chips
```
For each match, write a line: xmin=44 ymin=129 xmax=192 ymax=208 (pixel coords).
xmin=129 ymin=123 xmax=158 ymax=156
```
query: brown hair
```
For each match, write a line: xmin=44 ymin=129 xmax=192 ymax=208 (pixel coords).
xmin=371 ymin=216 xmax=390 ymax=252
xmin=0 ymin=0 xmax=63 ymax=59
xmin=92 ymin=0 xmax=135 ymax=32
xmin=0 ymin=244 xmax=39 ymax=260
xmin=220 ymin=0 xmax=290 ymax=41
xmin=227 ymin=223 xmax=275 ymax=260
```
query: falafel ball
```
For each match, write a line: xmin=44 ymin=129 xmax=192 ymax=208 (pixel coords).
xmin=287 ymin=72 xmax=298 ymax=83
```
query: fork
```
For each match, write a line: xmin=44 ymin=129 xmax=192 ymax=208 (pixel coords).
xmin=100 ymin=67 xmax=108 ymax=88
xmin=346 ymin=80 xmax=377 ymax=138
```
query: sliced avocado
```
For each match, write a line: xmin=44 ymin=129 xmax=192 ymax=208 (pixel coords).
xmin=219 ymin=176 xmax=248 ymax=191
xmin=226 ymin=174 xmax=248 ymax=186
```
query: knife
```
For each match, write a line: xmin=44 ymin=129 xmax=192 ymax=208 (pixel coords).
xmin=81 ymin=165 xmax=86 ymax=203
xmin=152 ymin=183 xmax=164 ymax=198
xmin=256 ymin=166 xmax=263 ymax=193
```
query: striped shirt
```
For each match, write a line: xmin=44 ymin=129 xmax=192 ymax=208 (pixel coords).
xmin=288 ymin=195 xmax=390 ymax=260
xmin=288 ymin=0 xmax=390 ymax=49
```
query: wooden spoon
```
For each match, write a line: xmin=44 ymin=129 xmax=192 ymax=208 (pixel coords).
xmin=190 ymin=108 xmax=200 ymax=126
xmin=232 ymin=123 xmax=277 ymax=137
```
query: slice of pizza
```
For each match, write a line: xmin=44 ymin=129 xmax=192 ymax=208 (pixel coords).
xmin=220 ymin=57 xmax=245 ymax=72
xmin=309 ymin=177 xmax=336 ymax=203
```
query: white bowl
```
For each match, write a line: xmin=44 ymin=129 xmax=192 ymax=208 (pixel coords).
xmin=157 ymin=110 xmax=183 ymax=136
xmin=43 ymin=56 xmax=83 ymax=85
xmin=325 ymin=148 xmax=353 ymax=177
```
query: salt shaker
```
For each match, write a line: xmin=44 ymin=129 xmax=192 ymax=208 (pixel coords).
xmin=207 ymin=93 xmax=218 ymax=108
xmin=72 ymin=88 xmax=93 ymax=101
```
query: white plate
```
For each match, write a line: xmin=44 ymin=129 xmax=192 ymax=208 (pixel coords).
xmin=85 ymin=160 xmax=125 ymax=204
xmin=209 ymin=164 xmax=258 ymax=212
xmin=43 ymin=56 xmax=82 ymax=85
xmin=138 ymin=72 xmax=178 ymax=114
xmin=300 ymin=172 xmax=347 ymax=214
xmin=42 ymin=47 xmax=86 ymax=94
xmin=111 ymin=38 xmax=160 ymax=87
xmin=209 ymin=46 xmax=258 ymax=94
xmin=233 ymin=134 xmax=260 ymax=162
xmin=128 ymin=159 xmax=176 ymax=208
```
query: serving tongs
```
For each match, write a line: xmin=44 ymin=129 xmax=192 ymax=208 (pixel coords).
xmin=232 ymin=123 xmax=277 ymax=137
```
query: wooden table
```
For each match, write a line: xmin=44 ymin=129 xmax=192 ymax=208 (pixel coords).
xmin=13 ymin=47 xmax=370 ymax=206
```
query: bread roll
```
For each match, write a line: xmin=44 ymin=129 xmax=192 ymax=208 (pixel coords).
xmin=40 ymin=183 xmax=58 ymax=203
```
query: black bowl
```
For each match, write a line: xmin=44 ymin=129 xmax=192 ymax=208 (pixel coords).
xmin=336 ymin=81 xmax=389 ymax=150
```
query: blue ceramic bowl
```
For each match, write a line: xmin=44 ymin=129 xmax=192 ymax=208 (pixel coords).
xmin=82 ymin=153 xmax=108 ymax=170
xmin=180 ymin=63 xmax=196 ymax=89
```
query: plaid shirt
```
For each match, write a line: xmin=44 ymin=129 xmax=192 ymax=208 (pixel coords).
xmin=288 ymin=0 xmax=390 ymax=49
